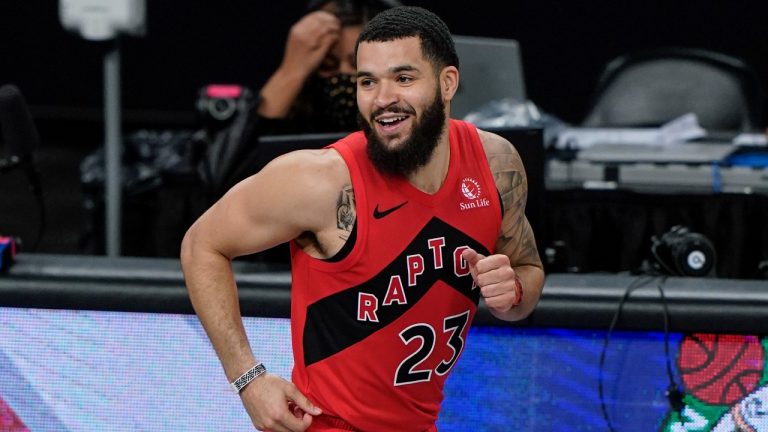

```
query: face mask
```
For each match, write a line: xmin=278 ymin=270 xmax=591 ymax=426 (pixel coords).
xmin=319 ymin=72 xmax=358 ymax=131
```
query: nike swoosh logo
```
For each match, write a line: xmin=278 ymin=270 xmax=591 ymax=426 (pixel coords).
xmin=373 ymin=201 xmax=408 ymax=219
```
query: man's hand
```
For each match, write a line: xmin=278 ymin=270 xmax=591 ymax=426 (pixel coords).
xmin=240 ymin=373 xmax=322 ymax=432
xmin=462 ymin=248 xmax=522 ymax=314
xmin=281 ymin=10 xmax=341 ymax=79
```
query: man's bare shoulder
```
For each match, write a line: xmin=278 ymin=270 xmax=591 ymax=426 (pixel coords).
xmin=222 ymin=148 xmax=350 ymax=230
xmin=476 ymin=128 xmax=524 ymax=172
xmin=257 ymin=148 xmax=355 ymax=256
xmin=185 ymin=147 xmax=352 ymax=260
xmin=253 ymin=148 xmax=350 ymax=193
xmin=269 ymin=147 xmax=348 ymax=173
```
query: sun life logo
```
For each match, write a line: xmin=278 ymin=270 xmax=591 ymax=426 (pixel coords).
xmin=460 ymin=177 xmax=481 ymax=200
xmin=459 ymin=177 xmax=490 ymax=211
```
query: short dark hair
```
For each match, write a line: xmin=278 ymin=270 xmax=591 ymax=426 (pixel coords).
xmin=356 ymin=6 xmax=459 ymax=71
xmin=306 ymin=0 xmax=402 ymax=26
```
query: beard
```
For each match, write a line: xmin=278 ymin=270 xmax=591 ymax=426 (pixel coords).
xmin=359 ymin=89 xmax=446 ymax=177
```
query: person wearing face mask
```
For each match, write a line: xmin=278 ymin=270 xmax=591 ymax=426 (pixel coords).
xmin=196 ymin=0 xmax=401 ymax=207
xmin=256 ymin=0 xmax=402 ymax=134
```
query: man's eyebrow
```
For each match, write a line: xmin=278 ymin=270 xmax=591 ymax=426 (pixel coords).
xmin=356 ymin=65 xmax=420 ymax=78
xmin=391 ymin=65 xmax=419 ymax=74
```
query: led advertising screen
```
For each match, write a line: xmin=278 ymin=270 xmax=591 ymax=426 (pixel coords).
xmin=1 ymin=307 xmax=766 ymax=431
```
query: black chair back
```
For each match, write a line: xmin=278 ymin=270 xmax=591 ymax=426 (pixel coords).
xmin=582 ymin=47 xmax=763 ymax=132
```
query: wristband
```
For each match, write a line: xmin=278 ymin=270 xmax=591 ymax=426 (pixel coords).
xmin=511 ymin=275 xmax=523 ymax=308
xmin=230 ymin=362 xmax=267 ymax=394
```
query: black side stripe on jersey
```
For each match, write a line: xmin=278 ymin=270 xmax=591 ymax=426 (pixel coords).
xmin=303 ymin=217 xmax=488 ymax=367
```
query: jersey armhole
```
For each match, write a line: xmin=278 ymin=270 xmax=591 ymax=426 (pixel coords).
xmin=302 ymin=142 xmax=368 ymax=272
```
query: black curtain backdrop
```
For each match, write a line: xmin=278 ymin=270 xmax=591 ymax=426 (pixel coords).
xmin=0 ymin=1 xmax=766 ymax=129
xmin=2 ymin=1 xmax=768 ymax=275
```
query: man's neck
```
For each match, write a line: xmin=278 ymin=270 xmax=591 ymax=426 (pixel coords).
xmin=406 ymin=134 xmax=451 ymax=194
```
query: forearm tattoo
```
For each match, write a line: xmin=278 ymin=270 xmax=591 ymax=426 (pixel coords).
xmin=489 ymin=153 xmax=542 ymax=268
xmin=336 ymin=185 xmax=356 ymax=240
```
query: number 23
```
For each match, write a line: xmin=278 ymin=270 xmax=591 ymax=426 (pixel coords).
xmin=394 ymin=310 xmax=470 ymax=386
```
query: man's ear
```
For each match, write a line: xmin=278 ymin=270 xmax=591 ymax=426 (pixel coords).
xmin=441 ymin=66 xmax=459 ymax=102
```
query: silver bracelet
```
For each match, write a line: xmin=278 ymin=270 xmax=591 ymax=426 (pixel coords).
xmin=230 ymin=362 xmax=267 ymax=394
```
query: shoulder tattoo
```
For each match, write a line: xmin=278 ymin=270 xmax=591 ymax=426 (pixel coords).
xmin=336 ymin=185 xmax=356 ymax=240
xmin=488 ymin=152 xmax=542 ymax=267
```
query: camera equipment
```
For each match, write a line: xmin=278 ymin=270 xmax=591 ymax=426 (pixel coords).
xmin=0 ymin=236 xmax=17 ymax=272
xmin=0 ymin=84 xmax=42 ymax=194
xmin=195 ymin=85 xmax=252 ymax=127
xmin=651 ymin=225 xmax=716 ymax=277
xmin=0 ymin=85 xmax=46 ymax=251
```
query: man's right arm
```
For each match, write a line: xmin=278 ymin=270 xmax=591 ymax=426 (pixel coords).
xmin=180 ymin=150 xmax=343 ymax=430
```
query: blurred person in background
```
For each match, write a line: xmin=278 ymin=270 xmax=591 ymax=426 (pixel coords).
xmin=256 ymin=0 xmax=402 ymax=134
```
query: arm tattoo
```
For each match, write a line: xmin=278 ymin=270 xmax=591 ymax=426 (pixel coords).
xmin=336 ymin=185 xmax=356 ymax=241
xmin=489 ymin=153 xmax=543 ymax=268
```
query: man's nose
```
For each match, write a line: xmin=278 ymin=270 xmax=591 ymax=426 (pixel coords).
xmin=374 ymin=81 xmax=399 ymax=108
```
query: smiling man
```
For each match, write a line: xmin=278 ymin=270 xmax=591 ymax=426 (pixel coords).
xmin=181 ymin=6 xmax=544 ymax=432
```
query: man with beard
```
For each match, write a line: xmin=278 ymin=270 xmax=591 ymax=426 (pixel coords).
xmin=181 ymin=6 xmax=544 ymax=432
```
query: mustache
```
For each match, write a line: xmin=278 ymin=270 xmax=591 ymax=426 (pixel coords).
xmin=370 ymin=106 xmax=416 ymax=120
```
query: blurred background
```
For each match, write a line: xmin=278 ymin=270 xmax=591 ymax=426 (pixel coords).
xmin=2 ymin=1 xmax=766 ymax=128
xmin=3 ymin=3 xmax=768 ymax=431
xmin=1 ymin=0 xmax=768 ymax=277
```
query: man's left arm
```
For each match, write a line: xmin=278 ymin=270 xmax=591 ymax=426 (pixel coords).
xmin=462 ymin=130 xmax=545 ymax=321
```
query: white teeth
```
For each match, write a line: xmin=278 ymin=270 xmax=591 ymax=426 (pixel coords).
xmin=379 ymin=116 xmax=406 ymax=124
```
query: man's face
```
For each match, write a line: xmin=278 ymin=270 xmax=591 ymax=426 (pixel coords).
xmin=355 ymin=37 xmax=448 ymax=176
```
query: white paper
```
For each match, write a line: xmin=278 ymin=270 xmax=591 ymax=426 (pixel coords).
xmin=555 ymin=113 xmax=707 ymax=149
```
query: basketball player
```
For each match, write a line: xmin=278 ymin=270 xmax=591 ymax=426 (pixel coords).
xmin=181 ymin=6 xmax=545 ymax=431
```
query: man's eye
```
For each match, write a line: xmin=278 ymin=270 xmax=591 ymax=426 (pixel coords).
xmin=397 ymin=75 xmax=413 ymax=83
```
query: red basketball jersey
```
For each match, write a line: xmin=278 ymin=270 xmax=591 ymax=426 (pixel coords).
xmin=289 ymin=120 xmax=501 ymax=431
